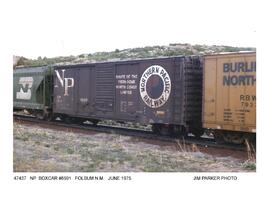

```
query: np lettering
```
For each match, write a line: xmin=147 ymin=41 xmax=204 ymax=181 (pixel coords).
xmin=55 ymin=70 xmax=74 ymax=96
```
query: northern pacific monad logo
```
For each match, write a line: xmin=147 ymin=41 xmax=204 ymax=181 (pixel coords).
xmin=139 ymin=65 xmax=171 ymax=108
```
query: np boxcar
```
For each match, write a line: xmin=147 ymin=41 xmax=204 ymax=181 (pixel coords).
xmin=53 ymin=56 xmax=203 ymax=136
xmin=13 ymin=66 xmax=53 ymax=119
xmin=203 ymin=52 xmax=256 ymax=143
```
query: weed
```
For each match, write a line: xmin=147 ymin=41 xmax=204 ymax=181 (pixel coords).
xmin=35 ymin=141 xmax=41 ymax=145
xmin=14 ymin=128 xmax=30 ymax=141
xmin=191 ymin=144 xmax=200 ymax=152
xmin=176 ymin=138 xmax=194 ymax=154
xmin=44 ymin=143 xmax=50 ymax=148
xmin=53 ymin=146 xmax=59 ymax=151
xmin=245 ymin=139 xmax=256 ymax=162
xmin=16 ymin=134 xmax=29 ymax=141
xmin=66 ymin=148 xmax=74 ymax=154
xmin=243 ymin=161 xmax=256 ymax=171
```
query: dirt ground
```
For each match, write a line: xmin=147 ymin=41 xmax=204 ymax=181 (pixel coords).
xmin=13 ymin=122 xmax=256 ymax=172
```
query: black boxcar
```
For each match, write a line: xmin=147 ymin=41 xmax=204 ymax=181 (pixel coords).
xmin=53 ymin=56 xmax=203 ymax=135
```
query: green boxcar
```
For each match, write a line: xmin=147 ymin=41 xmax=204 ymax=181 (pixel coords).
xmin=13 ymin=66 xmax=53 ymax=117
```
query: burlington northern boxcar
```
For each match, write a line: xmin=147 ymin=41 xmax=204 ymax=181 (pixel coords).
xmin=202 ymin=52 xmax=256 ymax=143
xmin=53 ymin=56 xmax=203 ymax=136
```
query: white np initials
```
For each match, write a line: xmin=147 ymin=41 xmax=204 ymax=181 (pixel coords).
xmin=54 ymin=69 xmax=74 ymax=96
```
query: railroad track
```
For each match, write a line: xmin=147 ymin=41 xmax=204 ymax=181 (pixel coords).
xmin=13 ymin=113 xmax=249 ymax=152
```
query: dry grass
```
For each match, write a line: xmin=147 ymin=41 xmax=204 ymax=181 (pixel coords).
xmin=13 ymin=123 xmax=255 ymax=172
xmin=243 ymin=139 xmax=256 ymax=171
xmin=176 ymin=137 xmax=200 ymax=153
xmin=245 ymin=139 xmax=256 ymax=161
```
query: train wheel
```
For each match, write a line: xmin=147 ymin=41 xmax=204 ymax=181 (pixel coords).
xmin=223 ymin=132 xmax=244 ymax=144
xmin=214 ymin=131 xmax=246 ymax=144
xmin=152 ymin=124 xmax=161 ymax=134
xmin=151 ymin=124 xmax=174 ymax=136
xmin=70 ymin=117 xmax=85 ymax=124
xmin=152 ymin=124 xmax=188 ymax=137
xmin=36 ymin=112 xmax=45 ymax=120
xmin=204 ymin=129 xmax=213 ymax=137
xmin=44 ymin=113 xmax=53 ymax=121
xmin=213 ymin=131 xmax=226 ymax=144
xmin=172 ymin=125 xmax=187 ymax=137
xmin=64 ymin=116 xmax=74 ymax=124
xmin=90 ymin=119 xmax=99 ymax=126
xmin=160 ymin=125 xmax=172 ymax=136
xmin=191 ymin=128 xmax=205 ymax=137
xmin=27 ymin=109 xmax=34 ymax=115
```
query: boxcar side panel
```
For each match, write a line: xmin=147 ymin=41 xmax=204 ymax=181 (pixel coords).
xmin=203 ymin=52 xmax=256 ymax=132
xmin=75 ymin=67 xmax=93 ymax=117
xmin=203 ymin=58 xmax=216 ymax=124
